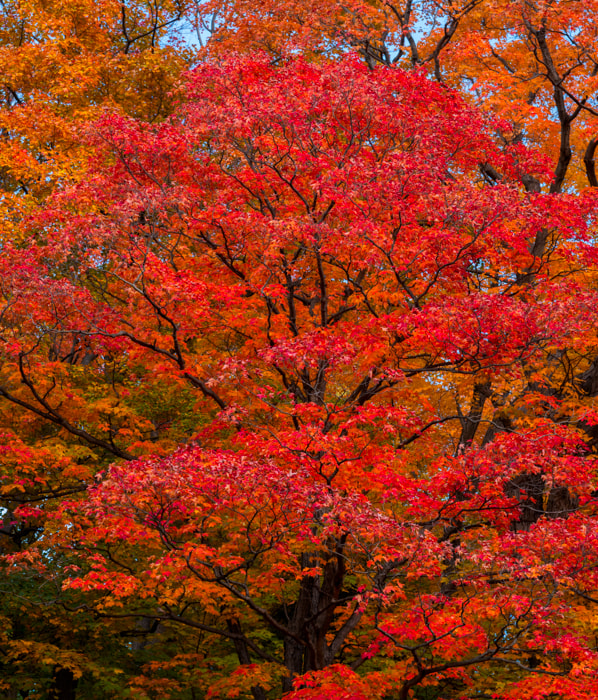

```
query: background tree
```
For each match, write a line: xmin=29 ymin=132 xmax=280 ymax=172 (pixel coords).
xmin=0 ymin=0 xmax=197 ymax=694
xmin=0 ymin=0 xmax=192 ymax=236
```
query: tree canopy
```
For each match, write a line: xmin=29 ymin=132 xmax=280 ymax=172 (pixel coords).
xmin=1 ymin=1 xmax=598 ymax=699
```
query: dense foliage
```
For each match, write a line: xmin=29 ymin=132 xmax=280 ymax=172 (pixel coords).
xmin=1 ymin=1 xmax=598 ymax=699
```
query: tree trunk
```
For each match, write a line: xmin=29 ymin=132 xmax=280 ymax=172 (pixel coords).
xmin=49 ymin=668 xmax=78 ymax=700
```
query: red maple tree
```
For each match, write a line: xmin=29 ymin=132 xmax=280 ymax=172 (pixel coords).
xmin=2 ymin=55 xmax=598 ymax=698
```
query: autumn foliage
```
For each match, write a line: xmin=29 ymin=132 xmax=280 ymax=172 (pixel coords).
xmin=1 ymin=1 xmax=598 ymax=699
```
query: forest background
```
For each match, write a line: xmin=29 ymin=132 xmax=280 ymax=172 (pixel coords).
xmin=1 ymin=0 xmax=598 ymax=698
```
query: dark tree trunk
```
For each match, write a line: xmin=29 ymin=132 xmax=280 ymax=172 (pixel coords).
xmin=282 ymin=542 xmax=347 ymax=691
xmin=49 ymin=668 xmax=78 ymax=700
xmin=227 ymin=618 xmax=267 ymax=700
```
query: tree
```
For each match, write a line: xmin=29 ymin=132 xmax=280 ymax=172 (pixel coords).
xmin=3 ymin=54 xmax=598 ymax=698
xmin=0 ymin=0 xmax=199 ymax=693
xmin=0 ymin=0 xmax=193 ymax=239
xmin=194 ymin=0 xmax=598 ymax=192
